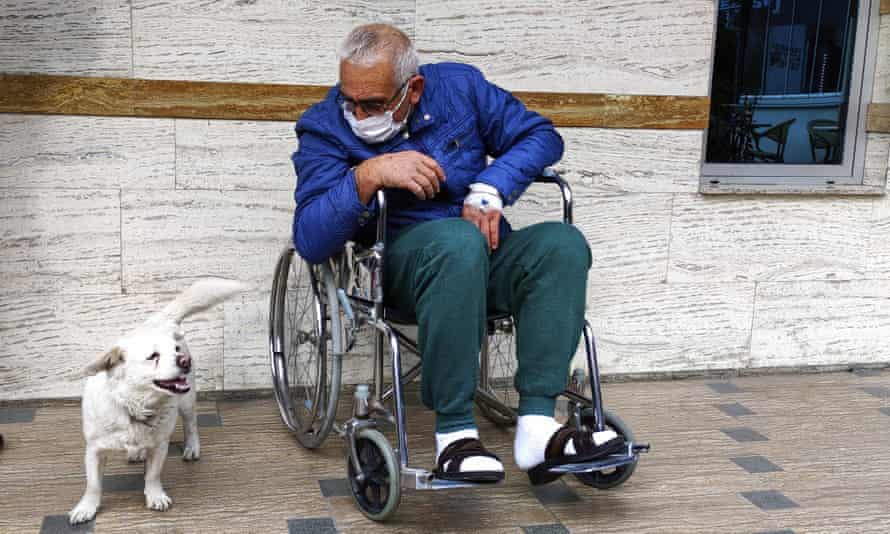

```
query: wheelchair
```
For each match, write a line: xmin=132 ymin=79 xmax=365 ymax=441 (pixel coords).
xmin=269 ymin=169 xmax=649 ymax=521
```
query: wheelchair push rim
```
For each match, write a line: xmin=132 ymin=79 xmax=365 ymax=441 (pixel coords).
xmin=269 ymin=248 xmax=342 ymax=449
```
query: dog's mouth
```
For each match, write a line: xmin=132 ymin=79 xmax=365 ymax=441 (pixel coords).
xmin=153 ymin=376 xmax=190 ymax=394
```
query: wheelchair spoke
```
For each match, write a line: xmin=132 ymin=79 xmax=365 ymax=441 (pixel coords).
xmin=369 ymin=484 xmax=381 ymax=505
xmin=477 ymin=318 xmax=519 ymax=425
xmin=283 ymin=259 xmax=330 ymax=432
xmin=272 ymin=251 xmax=342 ymax=450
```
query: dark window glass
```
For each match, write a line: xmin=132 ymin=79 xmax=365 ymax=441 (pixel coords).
xmin=706 ymin=0 xmax=857 ymax=164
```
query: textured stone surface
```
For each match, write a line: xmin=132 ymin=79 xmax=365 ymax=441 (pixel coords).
xmin=0 ymin=292 xmax=224 ymax=400
xmin=121 ymin=189 xmax=292 ymax=293
xmin=750 ymin=281 xmax=890 ymax=368
xmin=132 ymin=0 xmax=415 ymax=84
xmin=415 ymin=0 xmax=714 ymax=95
xmin=669 ymin=194 xmax=873 ymax=282
xmin=175 ymin=119 xmax=296 ymax=191
xmin=863 ymin=133 xmax=890 ymax=188
xmin=0 ymin=114 xmax=174 ymax=190
xmin=223 ymin=292 xmax=273 ymax=391
xmin=554 ymin=128 xmax=703 ymax=193
xmin=582 ymin=281 xmax=755 ymax=374
xmin=0 ymin=190 xmax=120 ymax=295
xmin=0 ymin=0 xmax=131 ymax=76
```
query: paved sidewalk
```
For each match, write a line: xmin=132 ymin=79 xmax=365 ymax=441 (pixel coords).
xmin=1 ymin=371 xmax=888 ymax=533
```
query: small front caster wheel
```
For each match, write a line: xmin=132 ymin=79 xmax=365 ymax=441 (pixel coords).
xmin=574 ymin=410 xmax=638 ymax=489
xmin=347 ymin=428 xmax=401 ymax=521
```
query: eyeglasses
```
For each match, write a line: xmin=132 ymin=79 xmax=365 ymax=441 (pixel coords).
xmin=337 ymin=80 xmax=409 ymax=116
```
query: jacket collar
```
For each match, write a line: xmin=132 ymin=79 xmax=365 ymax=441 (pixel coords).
xmin=406 ymin=73 xmax=440 ymax=135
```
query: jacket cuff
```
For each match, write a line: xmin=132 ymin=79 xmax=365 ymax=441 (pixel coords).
xmin=332 ymin=168 xmax=375 ymax=228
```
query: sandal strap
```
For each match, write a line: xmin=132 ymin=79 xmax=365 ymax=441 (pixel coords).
xmin=544 ymin=426 xmax=578 ymax=460
xmin=436 ymin=438 xmax=502 ymax=474
xmin=544 ymin=426 xmax=617 ymax=460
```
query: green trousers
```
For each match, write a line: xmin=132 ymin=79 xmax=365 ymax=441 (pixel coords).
xmin=384 ymin=218 xmax=591 ymax=433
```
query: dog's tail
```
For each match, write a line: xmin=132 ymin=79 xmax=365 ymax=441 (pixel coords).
xmin=157 ymin=278 xmax=247 ymax=324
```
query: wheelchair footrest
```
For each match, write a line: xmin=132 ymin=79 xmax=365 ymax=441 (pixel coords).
xmin=401 ymin=467 xmax=503 ymax=490
xmin=546 ymin=441 xmax=648 ymax=474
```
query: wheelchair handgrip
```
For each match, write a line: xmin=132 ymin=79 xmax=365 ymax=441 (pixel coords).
xmin=375 ymin=189 xmax=388 ymax=245
xmin=533 ymin=168 xmax=573 ymax=225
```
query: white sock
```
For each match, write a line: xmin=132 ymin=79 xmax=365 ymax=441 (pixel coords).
xmin=436 ymin=428 xmax=503 ymax=473
xmin=514 ymin=415 xmax=618 ymax=471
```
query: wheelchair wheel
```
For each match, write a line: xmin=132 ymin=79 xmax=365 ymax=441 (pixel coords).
xmin=269 ymin=248 xmax=342 ymax=449
xmin=573 ymin=410 xmax=638 ymax=489
xmin=347 ymin=428 xmax=401 ymax=521
xmin=476 ymin=317 xmax=519 ymax=426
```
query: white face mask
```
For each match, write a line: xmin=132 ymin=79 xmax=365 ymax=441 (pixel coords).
xmin=343 ymin=84 xmax=411 ymax=144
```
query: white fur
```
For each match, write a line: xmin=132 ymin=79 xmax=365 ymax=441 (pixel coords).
xmin=69 ymin=278 xmax=246 ymax=525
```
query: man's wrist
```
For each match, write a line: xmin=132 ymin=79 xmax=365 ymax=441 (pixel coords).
xmin=464 ymin=182 xmax=503 ymax=212
xmin=354 ymin=160 xmax=381 ymax=204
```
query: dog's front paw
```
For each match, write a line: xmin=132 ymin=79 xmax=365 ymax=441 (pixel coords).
xmin=145 ymin=490 xmax=172 ymax=511
xmin=69 ymin=498 xmax=99 ymax=524
xmin=182 ymin=440 xmax=200 ymax=462
xmin=127 ymin=448 xmax=147 ymax=463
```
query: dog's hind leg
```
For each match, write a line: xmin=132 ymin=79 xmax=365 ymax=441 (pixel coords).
xmin=144 ymin=441 xmax=172 ymax=511
xmin=69 ymin=445 xmax=106 ymax=524
xmin=179 ymin=389 xmax=200 ymax=461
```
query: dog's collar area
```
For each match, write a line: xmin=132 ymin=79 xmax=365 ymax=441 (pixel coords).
xmin=129 ymin=412 xmax=157 ymax=427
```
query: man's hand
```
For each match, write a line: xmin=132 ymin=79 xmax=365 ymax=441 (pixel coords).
xmin=355 ymin=151 xmax=446 ymax=204
xmin=462 ymin=204 xmax=501 ymax=250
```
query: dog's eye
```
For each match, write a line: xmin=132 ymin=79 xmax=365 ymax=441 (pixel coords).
xmin=147 ymin=352 xmax=160 ymax=361
xmin=175 ymin=345 xmax=181 ymax=352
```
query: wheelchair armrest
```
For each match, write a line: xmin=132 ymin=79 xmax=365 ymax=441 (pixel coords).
xmin=375 ymin=189 xmax=388 ymax=245
xmin=534 ymin=168 xmax=573 ymax=225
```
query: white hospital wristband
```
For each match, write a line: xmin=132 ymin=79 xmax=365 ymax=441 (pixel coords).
xmin=463 ymin=183 xmax=503 ymax=212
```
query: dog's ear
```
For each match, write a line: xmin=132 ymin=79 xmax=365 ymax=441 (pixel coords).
xmin=85 ymin=346 xmax=126 ymax=375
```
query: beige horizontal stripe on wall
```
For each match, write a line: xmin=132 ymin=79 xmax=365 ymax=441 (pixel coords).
xmin=1 ymin=73 xmax=887 ymax=132
xmin=0 ymin=73 xmax=711 ymax=129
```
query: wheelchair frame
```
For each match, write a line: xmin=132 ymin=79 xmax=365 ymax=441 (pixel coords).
xmin=269 ymin=169 xmax=648 ymax=520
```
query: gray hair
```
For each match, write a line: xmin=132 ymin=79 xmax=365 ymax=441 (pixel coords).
xmin=338 ymin=24 xmax=419 ymax=85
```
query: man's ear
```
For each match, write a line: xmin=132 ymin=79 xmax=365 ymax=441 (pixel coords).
xmin=85 ymin=346 xmax=125 ymax=375
xmin=408 ymin=74 xmax=424 ymax=106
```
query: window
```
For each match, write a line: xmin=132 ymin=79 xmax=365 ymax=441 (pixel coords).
xmin=702 ymin=0 xmax=880 ymax=188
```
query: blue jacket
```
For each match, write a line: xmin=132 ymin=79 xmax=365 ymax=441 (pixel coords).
xmin=291 ymin=62 xmax=564 ymax=264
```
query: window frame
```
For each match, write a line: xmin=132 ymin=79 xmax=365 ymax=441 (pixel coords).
xmin=700 ymin=0 xmax=882 ymax=190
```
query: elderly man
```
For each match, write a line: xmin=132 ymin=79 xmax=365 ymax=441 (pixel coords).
xmin=292 ymin=24 xmax=619 ymax=484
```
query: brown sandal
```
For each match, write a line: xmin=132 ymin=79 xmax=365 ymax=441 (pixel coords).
xmin=433 ymin=438 xmax=505 ymax=483
xmin=526 ymin=427 xmax=625 ymax=485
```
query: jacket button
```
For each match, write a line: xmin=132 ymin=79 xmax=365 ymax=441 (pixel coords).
xmin=424 ymin=114 xmax=431 ymax=121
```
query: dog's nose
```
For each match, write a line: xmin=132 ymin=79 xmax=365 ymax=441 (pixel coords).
xmin=176 ymin=354 xmax=191 ymax=372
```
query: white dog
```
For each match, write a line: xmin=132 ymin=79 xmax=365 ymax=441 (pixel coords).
xmin=69 ymin=278 xmax=245 ymax=524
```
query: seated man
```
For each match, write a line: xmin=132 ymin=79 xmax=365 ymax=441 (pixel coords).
xmin=291 ymin=23 xmax=620 ymax=484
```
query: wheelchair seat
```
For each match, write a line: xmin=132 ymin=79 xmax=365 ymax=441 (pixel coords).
xmin=383 ymin=306 xmax=511 ymax=325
